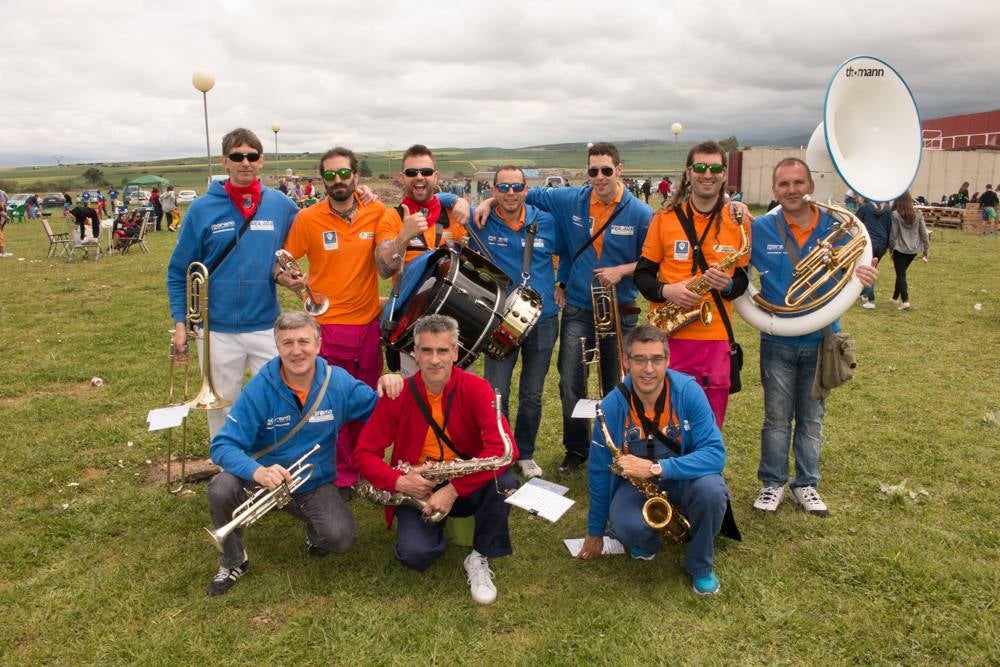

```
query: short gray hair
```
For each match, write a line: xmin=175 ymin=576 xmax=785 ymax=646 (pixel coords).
xmin=413 ymin=314 xmax=459 ymax=346
xmin=273 ymin=311 xmax=321 ymax=344
xmin=625 ymin=324 xmax=669 ymax=357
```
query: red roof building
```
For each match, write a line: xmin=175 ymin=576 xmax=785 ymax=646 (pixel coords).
xmin=922 ymin=110 xmax=1000 ymax=150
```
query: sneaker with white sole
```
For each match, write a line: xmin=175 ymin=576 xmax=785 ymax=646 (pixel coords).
xmin=862 ymin=301 xmax=876 ymax=309
xmin=691 ymin=572 xmax=721 ymax=596
xmin=206 ymin=554 xmax=249 ymax=596
xmin=899 ymin=302 xmax=911 ymax=310
xmin=790 ymin=485 xmax=829 ymax=517
xmin=629 ymin=545 xmax=656 ymax=561
xmin=752 ymin=485 xmax=785 ymax=512
xmin=463 ymin=551 xmax=496 ymax=605
xmin=517 ymin=459 xmax=543 ymax=479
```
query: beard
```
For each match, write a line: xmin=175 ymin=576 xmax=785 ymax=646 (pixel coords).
xmin=327 ymin=182 xmax=356 ymax=202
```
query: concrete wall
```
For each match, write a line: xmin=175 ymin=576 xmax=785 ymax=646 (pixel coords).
xmin=739 ymin=148 xmax=1000 ymax=206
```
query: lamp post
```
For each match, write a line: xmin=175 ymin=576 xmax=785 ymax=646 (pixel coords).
xmin=671 ymin=122 xmax=683 ymax=142
xmin=192 ymin=71 xmax=215 ymax=186
xmin=271 ymin=122 xmax=281 ymax=181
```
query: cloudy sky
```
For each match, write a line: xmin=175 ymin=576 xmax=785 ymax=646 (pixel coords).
xmin=1 ymin=0 xmax=993 ymax=166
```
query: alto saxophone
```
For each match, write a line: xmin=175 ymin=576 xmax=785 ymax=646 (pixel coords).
xmin=647 ymin=210 xmax=750 ymax=336
xmin=594 ymin=406 xmax=689 ymax=544
xmin=354 ymin=391 xmax=514 ymax=523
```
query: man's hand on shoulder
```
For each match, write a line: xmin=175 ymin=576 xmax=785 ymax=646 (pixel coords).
xmin=377 ymin=373 xmax=403 ymax=399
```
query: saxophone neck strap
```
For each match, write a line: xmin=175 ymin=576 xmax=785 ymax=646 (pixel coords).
xmin=616 ymin=381 xmax=681 ymax=458
xmin=676 ymin=203 xmax=737 ymax=344
xmin=252 ymin=365 xmax=332 ymax=461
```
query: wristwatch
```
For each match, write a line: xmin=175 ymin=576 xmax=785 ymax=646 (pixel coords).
xmin=649 ymin=462 xmax=662 ymax=478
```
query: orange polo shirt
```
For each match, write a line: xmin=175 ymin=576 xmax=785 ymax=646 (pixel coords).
xmin=627 ymin=381 xmax=679 ymax=442
xmin=788 ymin=205 xmax=820 ymax=249
xmin=641 ymin=204 xmax=750 ymax=341
xmin=589 ymin=183 xmax=623 ymax=260
xmin=284 ymin=194 xmax=385 ymax=325
xmin=496 ymin=205 xmax=525 ymax=232
xmin=418 ymin=391 xmax=458 ymax=464
xmin=376 ymin=207 xmax=467 ymax=267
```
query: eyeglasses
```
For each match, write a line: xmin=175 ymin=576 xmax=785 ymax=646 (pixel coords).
xmin=495 ymin=182 xmax=526 ymax=193
xmin=628 ymin=354 xmax=667 ymax=366
xmin=690 ymin=162 xmax=725 ymax=174
xmin=227 ymin=151 xmax=261 ymax=163
xmin=403 ymin=167 xmax=435 ymax=178
xmin=322 ymin=168 xmax=354 ymax=181
xmin=587 ymin=166 xmax=615 ymax=178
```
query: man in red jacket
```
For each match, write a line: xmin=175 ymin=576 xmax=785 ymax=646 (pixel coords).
xmin=354 ymin=314 xmax=519 ymax=605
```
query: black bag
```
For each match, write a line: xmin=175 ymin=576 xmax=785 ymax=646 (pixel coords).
xmin=728 ymin=342 xmax=744 ymax=394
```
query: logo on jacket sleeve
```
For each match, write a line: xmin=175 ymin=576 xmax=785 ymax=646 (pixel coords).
xmin=323 ymin=230 xmax=339 ymax=250
xmin=250 ymin=220 xmax=274 ymax=231
xmin=673 ymin=240 xmax=690 ymax=260
xmin=264 ymin=414 xmax=293 ymax=430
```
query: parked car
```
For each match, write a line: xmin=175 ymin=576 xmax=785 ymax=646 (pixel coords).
xmin=177 ymin=190 xmax=197 ymax=203
xmin=126 ymin=190 xmax=151 ymax=204
xmin=545 ymin=176 xmax=567 ymax=188
xmin=7 ymin=193 xmax=32 ymax=213
xmin=76 ymin=189 xmax=101 ymax=204
xmin=42 ymin=193 xmax=65 ymax=209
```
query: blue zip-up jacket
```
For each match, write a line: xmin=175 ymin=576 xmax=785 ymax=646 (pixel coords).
xmin=466 ymin=203 xmax=560 ymax=321
xmin=526 ymin=185 xmax=652 ymax=311
xmin=587 ymin=370 xmax=724 ymax=537
xmin=855 ymin=201 xmax=892 ymax=250
xmin=166 ymin=179 xmax=300 ymax=333
xmin=749 ymin=207 xmax=845 ymax=347
xmin=210 ymin=355 xmax=378 ymax=494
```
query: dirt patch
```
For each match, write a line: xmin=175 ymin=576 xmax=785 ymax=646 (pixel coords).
xmin=143 ymin=455 xmax=219 ymax=489
xmin=1 ymin=382 xmax=101 ymax=408
xmin=249 ymin=613 xmax=288 ymax=631
xmin=80 ymin=467 xmax=109 ymax=481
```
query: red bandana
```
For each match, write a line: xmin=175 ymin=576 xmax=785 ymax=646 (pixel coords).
xmin=223 ymin=179 xmax=262 ymax=220
xmin=401 ymin=195 xmax=442 ymax=226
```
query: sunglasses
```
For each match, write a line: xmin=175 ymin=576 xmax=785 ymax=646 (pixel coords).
xmin=628 ymin=354 xmax=667 ymax=366
xmin=403 ymin=167 xmax=435 ymax=178
xmin=587 ymin=166 xmax=615 ymax=178
xmin=690 ymin=162 xmax=725 ymax=174
xmin=495 ymin=182 xmax=526 ymax=193
xmin=227 ymin=151 xmax=261 ymax=163
xmin=322 ymin=168 xmax=354 ymax=181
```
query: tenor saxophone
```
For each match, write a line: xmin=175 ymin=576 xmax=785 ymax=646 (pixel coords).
xmin=595 ymin=406 xmax=690 ymax=544
xmin=647 ymin=210 xmax=749 ymax=336
xmin=354 ymin=391 xmax=514 ymax=523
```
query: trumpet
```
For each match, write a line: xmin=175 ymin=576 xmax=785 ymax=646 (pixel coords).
xmin=275 ymin=249 xmax=330 ymax=317
xmin=582 ymin=275 xmax=626 ymax=400
xmin=204 ymin=444 xmax=321 ymax=552
xmin=595 ymin=406 xmax=690 ymax=544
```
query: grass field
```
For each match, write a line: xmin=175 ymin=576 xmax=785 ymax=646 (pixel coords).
xmin=0 ymin=208 xmax=997 ymax=664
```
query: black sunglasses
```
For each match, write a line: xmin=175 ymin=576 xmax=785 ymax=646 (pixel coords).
xmin=587 ymin=166 xmax=615 ymax=178
xmin=690 ymin=162 xmax=725 ymax=174
xmin=322 ymin=168 xmax=354 ymax=181
xmin=403 ymin=167 xmax=435 ymax=178
xmin=227 ymin=151 xmax=261 ymax=163
xmin=495 ymin=182 xmax=526 ymax=193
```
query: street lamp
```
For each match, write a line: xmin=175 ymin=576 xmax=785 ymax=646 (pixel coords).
xmin=671 ymin=122 xmax=683 ymax=142
xmin=192 ymin=70 xmax=215 ymax=186
xmin=271 ymin=122 xmax=281 ymax=180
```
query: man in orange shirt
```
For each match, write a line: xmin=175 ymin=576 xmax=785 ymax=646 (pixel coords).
xmin=634 ymin=141 xmax=751 ymax=428
xmin=282 ymin=147 xmax=386 ymax=497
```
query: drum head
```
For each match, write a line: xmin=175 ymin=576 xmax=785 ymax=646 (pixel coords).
xmin=459 ymin=246 xmax=511 ymax=288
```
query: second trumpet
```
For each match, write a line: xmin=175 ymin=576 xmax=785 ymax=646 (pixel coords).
xmin=275 ymin=249 xmax=329 ymax=317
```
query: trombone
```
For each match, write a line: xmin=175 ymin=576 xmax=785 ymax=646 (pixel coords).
xmin=275 ymin=250 xmax=330 ymax=317
xmin=581 ymin=275 xmax=626 ymax=401
xmin=165 ymin=261 xmax=230 ymax=493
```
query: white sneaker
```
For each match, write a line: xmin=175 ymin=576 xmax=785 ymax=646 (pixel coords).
xmin=463 ymin=551 xmax=496 ymax=605
xmin=862 ymin=301 xmax=876 ymax=310
xmin=790 ymin=485 xmax=829 ymax=517
xmin=517 ymin=459 xmax=543 ymax=479
xmin=752 ymin=485 xmax=785 ymax=512
xmin=890 ymin=297 xmax=901 ymax=305
xmin=899 ymin=302 xmax=911 ymax=311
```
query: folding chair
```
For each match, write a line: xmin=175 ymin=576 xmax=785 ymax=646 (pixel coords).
xmin=119 ymin=217 xmax=150 ymax=254
xmin=41 ymin=218 xmax=73 ymax=260
xmin=69 ymin=223 xmax=102 ymax=261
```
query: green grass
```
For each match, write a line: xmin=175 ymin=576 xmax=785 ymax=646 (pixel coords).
xmin=0 ymin=214 xmax=997 ymax=664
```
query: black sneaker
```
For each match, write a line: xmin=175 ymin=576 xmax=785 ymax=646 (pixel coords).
xmin=558 ymin=452 xmax=587 ymax=475
xmin=337 ymin=486 xmax=354 ymax=502
xmin=206 ymin=557 xmax=249 ymax=596
xmin=306 ymin=536 xmax=330 ymax=558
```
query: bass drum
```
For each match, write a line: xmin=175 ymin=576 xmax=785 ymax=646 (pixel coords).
xmin=385 ymin=246 xmax=506 ymax=369
xmin=485 ymin=285 xmax=542 ymax=360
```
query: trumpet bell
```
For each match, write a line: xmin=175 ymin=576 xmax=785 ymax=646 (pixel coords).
xmin=188 ymin=383 xmax=231 ymax=411
xmin=305 ymin=293 xmax=330 ymax=317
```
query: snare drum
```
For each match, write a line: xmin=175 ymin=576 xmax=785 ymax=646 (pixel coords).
xmin=484 ymin=285 xmax=543 ymax=360
xmin=384 ymin=246 xmax=506 ymax=369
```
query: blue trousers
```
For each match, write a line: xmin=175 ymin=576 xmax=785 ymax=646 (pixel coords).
xmin=608 ymin=474 xmax=728 ymax=577
xmin=394 ymin=470 xmax=519 ymax=571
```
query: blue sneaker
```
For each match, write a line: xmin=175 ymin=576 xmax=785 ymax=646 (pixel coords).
xmin=629 ymin=545 xmax=656 ymax=561
xmin=691 ymin=572 xmax=720 ymax=595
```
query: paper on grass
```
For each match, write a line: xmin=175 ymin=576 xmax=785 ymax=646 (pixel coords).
xmin=572 ymin=399 xmax=598 ymax=419
xmin=526 ymin=476 xmax=569 ymax=496
xmin=147 ymin=404 xmax=190 ymax=431
xmin=504 ymin=482 xmax=574 ymax=522
xmin=563 ymin=537 xmax=625 ymax=557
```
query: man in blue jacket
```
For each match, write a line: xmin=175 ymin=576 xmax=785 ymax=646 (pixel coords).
xmin=205 ymin=311 xmax=402 ymax=596
xmin=167 ymin=128 xmax=302 ymax=437
xmin=467 ymin=165 xmax=560 ymax=479
xmin=855 ymin=198 xmax=891 ymax=308
xmin=577 ymin=324 xmax=730 ymax=596
xmin=476 ymin=143 xmax=653 ymax=474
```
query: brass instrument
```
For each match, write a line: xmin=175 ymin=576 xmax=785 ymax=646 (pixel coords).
xmin=582 ymin=275 xmax=626 ymax=400
xmin=752 ymin=201 xmax=867 ymax=314
xmin=164 ymin=262 xmax=230 ymax=493
xmin=648 ymin=211 xmax=750 ymax=335
xmin=354 ymin=391 xmax=514 ymax=523
xmin=204 ymin=444 xmax=321 ymax=551
xmin=275 ymin=249 xmax=330 ymax=317
xmin=594 ymin=406 xmax=690 ymax=544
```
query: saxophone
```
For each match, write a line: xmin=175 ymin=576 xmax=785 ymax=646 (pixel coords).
xmin=354 ymin=391 xmax=514 ymax=523
xmin=594 ymin=405 xmax=690 ymax=544
xmin=647 ymin=209 xmax=750 ymax=336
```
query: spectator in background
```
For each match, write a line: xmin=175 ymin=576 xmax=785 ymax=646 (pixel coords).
xmin=640 ymin=178 xmax=652 ymax=203
xmin=855 ymin=198 xmax=892 ymax=309
xmin=978 ymin=184 xmax=998 ymax=236
xmin=162 ymin=185 xmax=178 ymax=232
xmin=63 ymin=193 xmax=72 ymax=211
xmin=150 ymin=187 xmax=163 ymax=231
xmin=26 ymin=194 xmax=40 ymax=219
xmin=658 ymin=176 xmax=671 ymax=204
xmin=956 ymin=182 xmax=970 ymax=208
xmin=889 ymin=190 xmax=930 ymax=311
xmin=0 ymin=210 xmax=11 ymax=257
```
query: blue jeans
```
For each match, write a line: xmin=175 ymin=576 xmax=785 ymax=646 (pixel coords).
xmin=557 ymin=305 xmax=638 ymax=457
xmin=758 ymin=339 xmax=826 ymax=489
xmin=608 ymin=474 xmax=729 ymax=577
xmin=860 ymin=245 xmax=887 ymax=302
xmin=483 ymin=315 xmax=558 ymax=461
